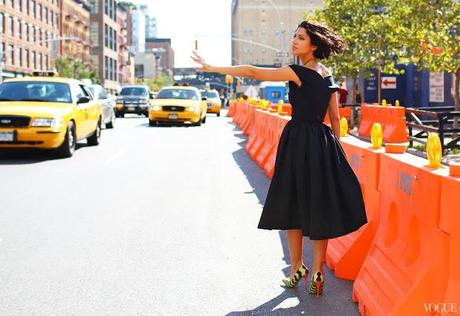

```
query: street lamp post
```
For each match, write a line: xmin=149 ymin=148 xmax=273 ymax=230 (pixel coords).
xmin=263 ymin=0 xmax=287 ymax=66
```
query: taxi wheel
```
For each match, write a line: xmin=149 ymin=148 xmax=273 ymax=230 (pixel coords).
xmin=149 ymin=119 xmax=156 ymax=127
xmin=217 ymin=112 xmax=221 ymax=117
xmin=202 ymin=116 xmax=207 ymax=124
xmin=58 ymin=121 xmax=76 ymax=158
xmin=194 ymin=117 xmax=202 ymax=127
xmin=87 ymin=119 xmax=102 ymax=146
xmin=106 ymin=111 xmax=115 ymax=129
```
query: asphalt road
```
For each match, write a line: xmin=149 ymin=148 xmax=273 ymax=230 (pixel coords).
xmin=0 ymin=111 xmax=360 ymax=316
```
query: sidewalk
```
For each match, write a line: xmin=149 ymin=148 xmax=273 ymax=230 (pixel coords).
xmin=228 ymin=115 xmax=360 ymax=315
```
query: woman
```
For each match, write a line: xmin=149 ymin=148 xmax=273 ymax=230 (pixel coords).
xmin=192 ymin=21 xmax=367 ymax=297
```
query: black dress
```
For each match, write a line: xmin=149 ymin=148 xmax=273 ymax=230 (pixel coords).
xmin=257 ymin=64 xmax=367 ymax=240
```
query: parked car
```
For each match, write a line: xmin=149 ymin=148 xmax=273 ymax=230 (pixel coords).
xmin=0 ymin=76 xmax=102 ymax=157
xmin=86 ymin=84 xmax=115 ymax=129
xmin=148 ymin=86 xmax=207 ymax=126
xmin=115 ymin=85 xmax=153 ymax=117
xmin=201 ymin=89 xmax=222 ymax=116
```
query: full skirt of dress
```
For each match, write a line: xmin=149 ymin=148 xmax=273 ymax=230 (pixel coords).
xmin=257 ymin=120 xmax=368 ymax=240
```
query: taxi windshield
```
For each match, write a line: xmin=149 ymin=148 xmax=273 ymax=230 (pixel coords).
xmin=0 ymin=81 xmax=72 ymax=103
xmin=120 ymin=87 xmax=149 ymax=96
xmin=201 ymin=91 xmax=219 ymax=99
xmin=157 ymin=89 xmax=199 ymax=100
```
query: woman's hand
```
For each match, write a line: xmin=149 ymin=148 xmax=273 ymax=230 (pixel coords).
xmin=191 ymin=51 xmax=213 ymax=72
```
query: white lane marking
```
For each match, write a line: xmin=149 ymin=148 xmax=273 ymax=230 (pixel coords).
xmin=104 ymin=150 xmax=126 ymax=165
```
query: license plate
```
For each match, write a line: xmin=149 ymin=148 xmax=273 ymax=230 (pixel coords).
xmin=0 ymin=131 xmax=14 ymax=142
xmin=168 ymin=114 xmax=178 ymax=120
xmin=129 ymin=107 xmax=135 ymax=111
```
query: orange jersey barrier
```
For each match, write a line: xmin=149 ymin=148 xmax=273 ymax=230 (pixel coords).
xmin=326 ymin=136 xmax=384 ymax=280
xmin=264 ymin=115 xmax=289 ymax=178
xmin=323 ymin=107 xmax=352 ymax=125
xmin=227 ymin=100 xmax=237 ymax=117
xmin=439 ymin=173 xmax=460 ymax=315
xmin=270 ymin=104 xmax=292 ymax=116
xmin=353 ymin=153 xmax=449 ymax=316
xmin=240 ymin=103 xmax=252 ymax=135
xmin=358 ymin=104 xmax=408 ymax=143
xmin=255 ymin=111 xmax=279 ymax=170
xmin=246 ymin=109 xmax=269 ymax=161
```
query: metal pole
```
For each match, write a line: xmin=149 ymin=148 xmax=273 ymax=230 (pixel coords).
xmin=0 ymin=31 xmax=4 ymax=82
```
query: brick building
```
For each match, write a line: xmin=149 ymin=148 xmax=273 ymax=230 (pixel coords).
xmin=0 ymin=0 xmax=60 ymax=80
xmin=59 ymin=0 xmax=90 ymax=65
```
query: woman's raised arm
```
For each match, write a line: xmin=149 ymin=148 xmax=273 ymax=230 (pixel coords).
xmin=191 ymin=51 xmax=299 ymax=83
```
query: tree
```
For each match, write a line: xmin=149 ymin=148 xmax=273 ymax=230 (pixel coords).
xmin=137 ymin=74 xmax=174 ymax=91
xmin=305 ymin=0 xmax=405 ymax=103
xmin=55 ymin=57 xmax=100 ymax=83
xmin=404 ymin=0 xmax=459 ymax=112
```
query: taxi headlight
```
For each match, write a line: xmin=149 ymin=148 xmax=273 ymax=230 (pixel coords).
xmin=186 ymin=105 xmax=198 ymax=112
xmin=31 ymin=118 xmax=62 ymax=127
xmin=151 ymin=105 xmax=161 ymax=111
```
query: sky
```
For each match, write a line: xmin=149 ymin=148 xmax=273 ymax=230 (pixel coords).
xmin=131 ymin=0 xmax=232 ymax=68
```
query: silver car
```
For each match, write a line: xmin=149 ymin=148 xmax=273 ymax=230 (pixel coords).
xmin=87 ymin=84 xmax=116 ymax=129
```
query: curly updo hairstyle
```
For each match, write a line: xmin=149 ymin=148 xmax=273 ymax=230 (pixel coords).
xmin=298 ymin=21 xmax=345 ymax=60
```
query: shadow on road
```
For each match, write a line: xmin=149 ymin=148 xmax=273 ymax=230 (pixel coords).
xmin=229 ymin=119 xmax=360 ymax=316
xmin=0 ymin=143 xmax=88 ymax=165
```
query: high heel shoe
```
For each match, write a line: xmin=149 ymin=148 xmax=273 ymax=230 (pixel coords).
xmin=308 ymin=271 xmax=324 ymax=297
xmin=282 ymin=264 xmax=309 ymax=288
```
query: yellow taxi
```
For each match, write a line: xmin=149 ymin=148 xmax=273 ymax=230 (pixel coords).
xmin=201 ymin=89 xmax=222 ymax=116
xmin=0 ymin=76 xmax=102 ymax=157
xmin=148 ymin=86 xmax=207 ymax=126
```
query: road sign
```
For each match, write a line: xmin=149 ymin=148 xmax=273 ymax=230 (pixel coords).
xmin=381 ymin=77 xmax=397 ymax=89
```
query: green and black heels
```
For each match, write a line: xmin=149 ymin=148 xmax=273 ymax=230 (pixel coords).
xmin=282 ymin=264 xmax=309 ymax=288
xmin=308 ymin=271 xmax=324 ymax=297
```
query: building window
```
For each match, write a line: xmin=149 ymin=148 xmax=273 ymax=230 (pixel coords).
xmin=25 ymin=23 xmax=29 ymax=41
xmin=25 ymin=49 xmax=29 ymax=67
xmin=55 ymin=13 xmax=58 ymax=28
xmin=45 ymin=7 xmax=48 ymax=23
xmin=17 ymin=20 xmax=22 ymax=39
xmin=114 ymin=60 xmax=117 ymax=81
xmin=37 ymin=4 xmax=42 ymax=21
xmin=90 ymin=22 xmax=99 ymax=47
xmin=26 ymin=0 xmax=29 ymax=15
xmin=104 ymin=56 xmax=108 ymax=79
xmin=45 ymin=31 xmax=48 ymax=47
xmin=38 ymin=53 xmax=42 ymax=70
xmin=104 ymin=0 xmax=108 ymax=15
xmin=114 ymin=30 xmax=117 ymax=51
xmin=8 ymin=16 xmax=13 ymax=36
xmin=45 ymin=55 xmax=48 ymax=69
xmin=31 ymin=0 xmax=36 ymax=18
xmin=0 ymin=13 xmax=3 ymax=34
xmin=9 ymin=45 xmax=14 ymax=65
xmin=32 ymin=51 xmax=36 ymax=69
xmin=17 ymin=47 xmax=22 ymax=66
xmin=104 ymin=24 xmax=108 ymax=47
xmin=18 ymin=0 xmax=22 ymax=11
xmin=31 ymin=26 xmax=35 ymax=42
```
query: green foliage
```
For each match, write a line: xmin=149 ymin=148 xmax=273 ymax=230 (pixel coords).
xmin=137 ymin=74 xmax=173 ymax=91
xmin=55 ymin=57 xmax=100 ymax=83
xmin=118 ymin=1 xmax=136 ymax=9
xmin=304 ymin=0 xmax=460 ymax=106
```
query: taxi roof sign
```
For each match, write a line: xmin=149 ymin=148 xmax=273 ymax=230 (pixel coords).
xmin=30 ymin=70 xmax=59 ymax=77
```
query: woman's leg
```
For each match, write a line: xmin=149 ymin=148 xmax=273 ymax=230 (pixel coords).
xmin=287 ymin=229 xmax=304 ymax=275
xmin=311 ymin=239 xmax=328 ymax=274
